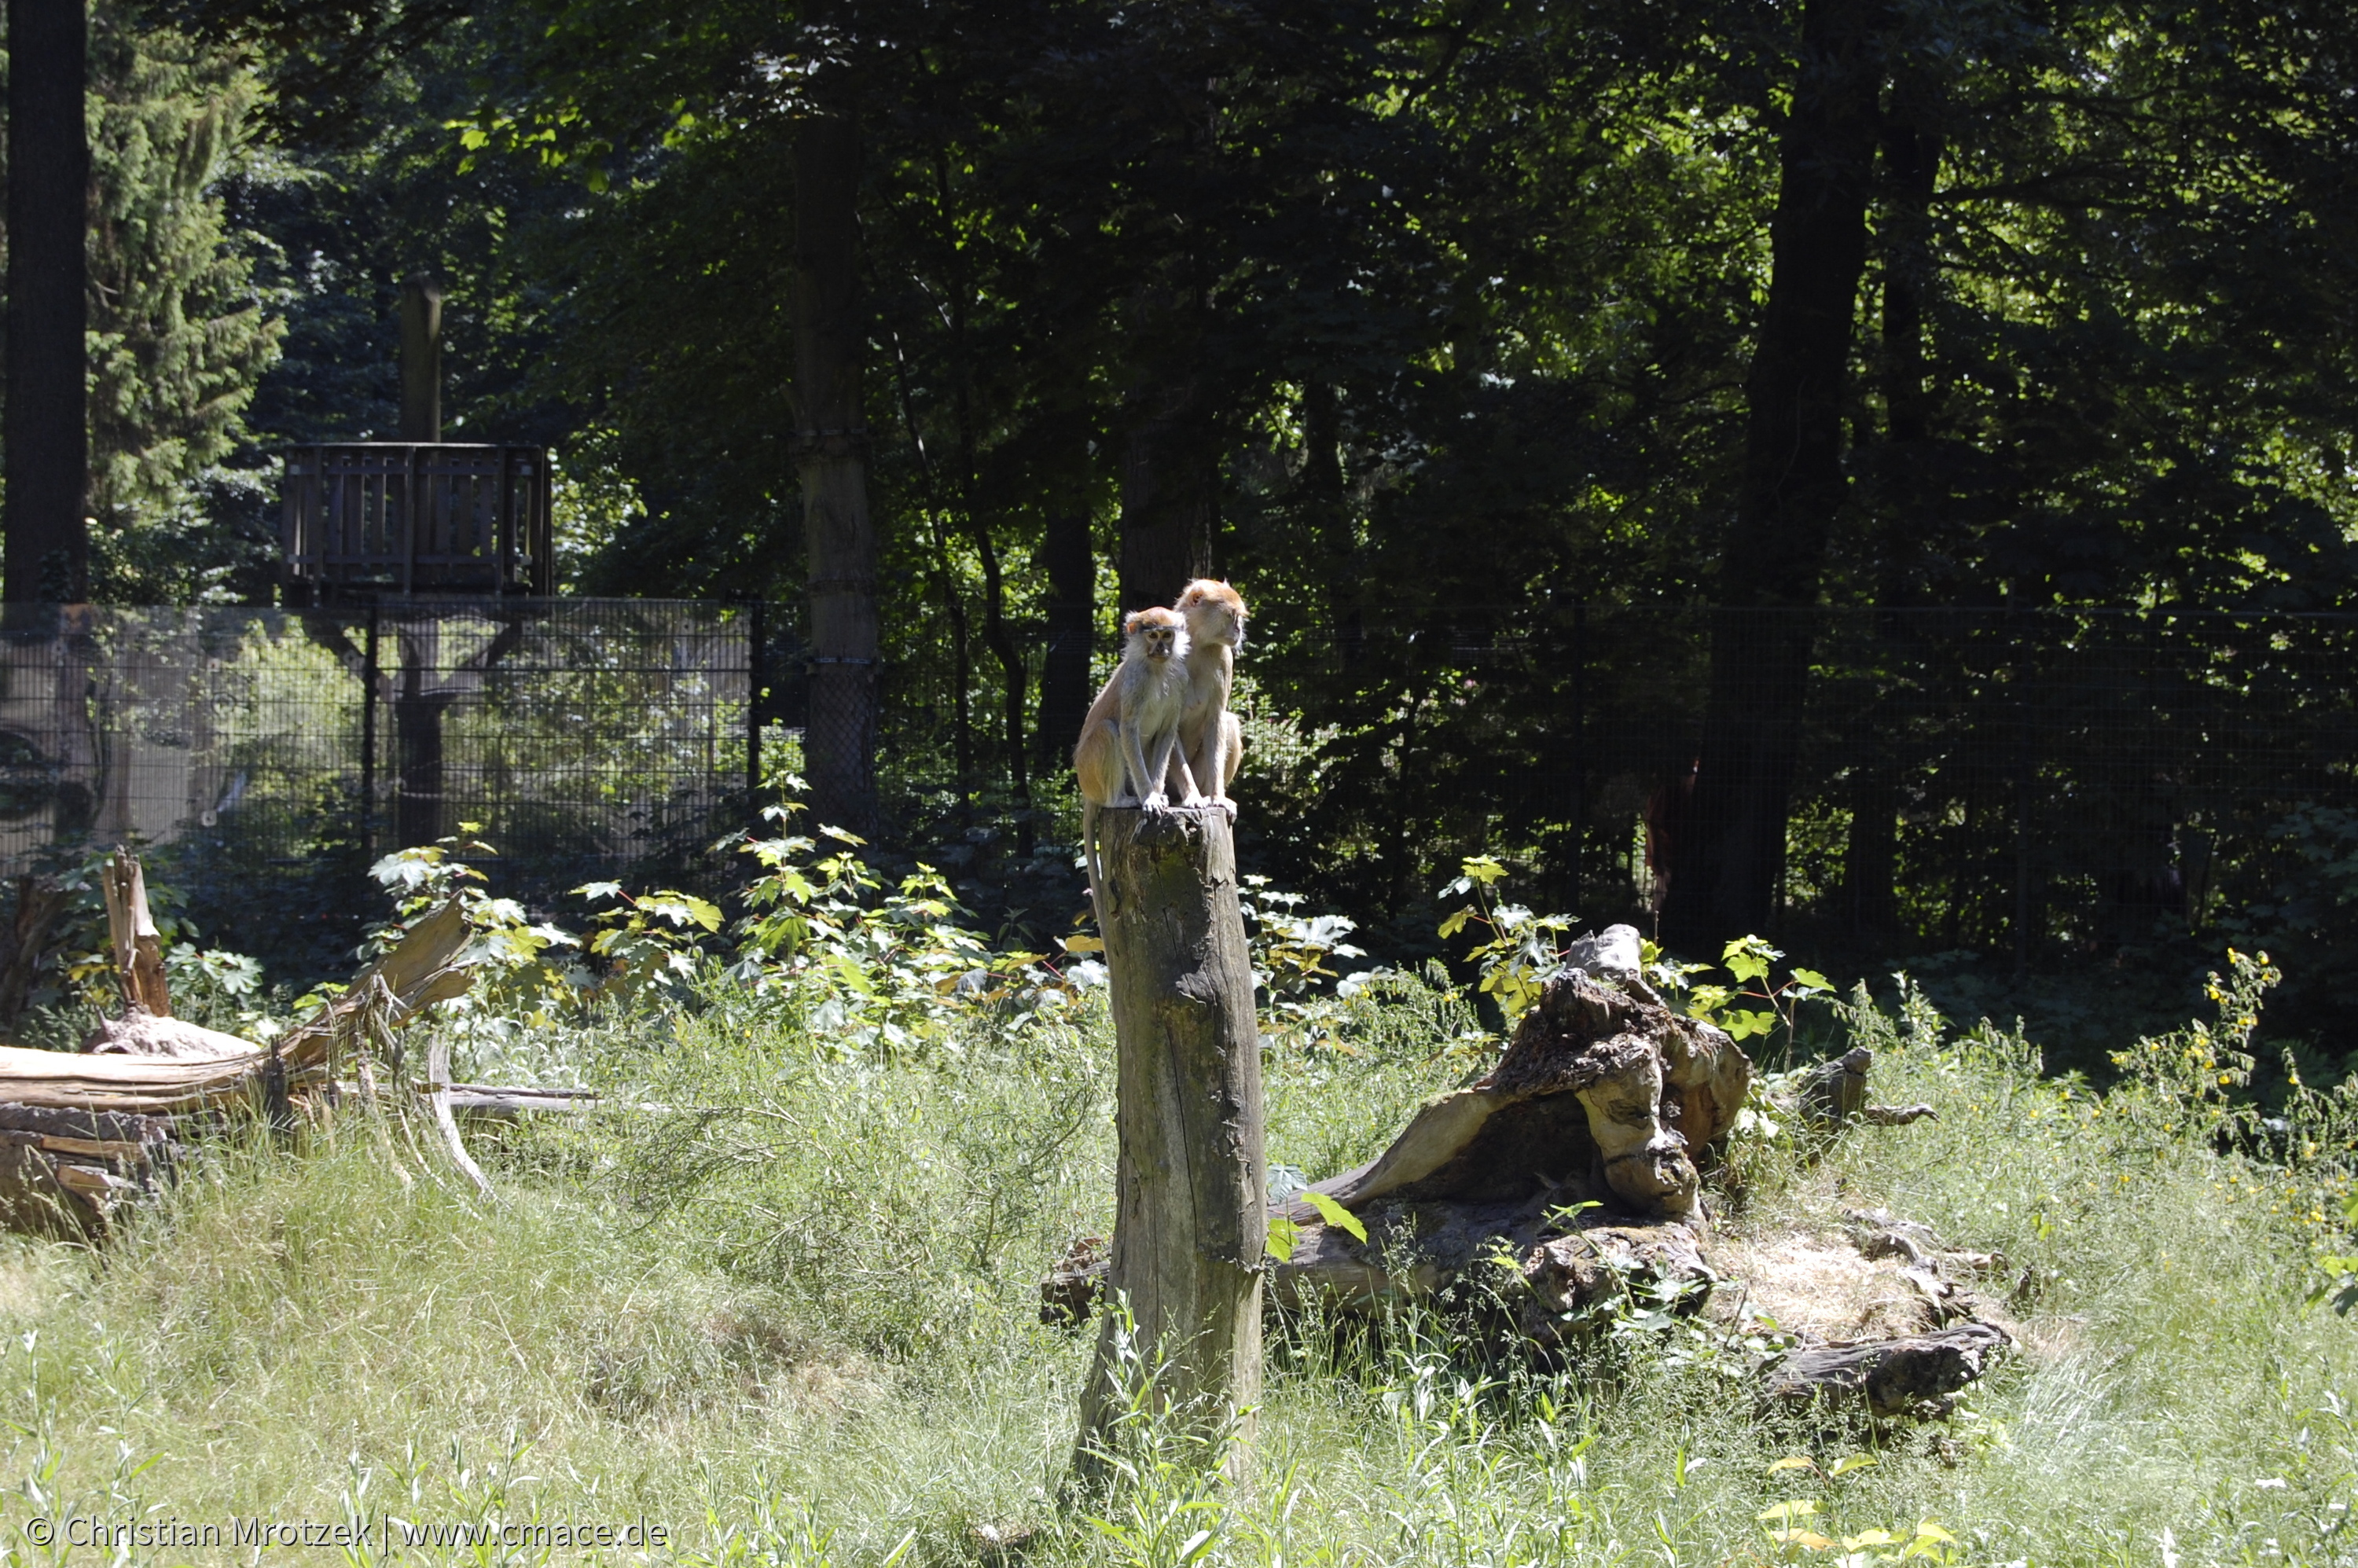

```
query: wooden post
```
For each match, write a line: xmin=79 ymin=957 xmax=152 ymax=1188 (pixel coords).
xmin=1074 ymin=805 xmax=1265 ymax=1484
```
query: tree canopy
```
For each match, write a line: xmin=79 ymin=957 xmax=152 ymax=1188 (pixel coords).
xmin=8 ymin=0 xmax=2358 ymax=1019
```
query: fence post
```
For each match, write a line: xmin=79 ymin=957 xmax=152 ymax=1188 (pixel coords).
xmin=359 ymin=604 xmax=380 ymax=860
xmin=747 ymin=600 xmax=766 ymax=810
xmin=2014 ymin=695 xmax=2033 ymax=985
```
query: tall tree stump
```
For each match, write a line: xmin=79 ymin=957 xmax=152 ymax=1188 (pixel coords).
xmin=1074 ymin=805 xmax=1265 ymax=1484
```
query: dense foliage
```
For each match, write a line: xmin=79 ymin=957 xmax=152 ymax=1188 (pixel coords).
xmin=13 ymin=0 xmax=2358 ymax=1053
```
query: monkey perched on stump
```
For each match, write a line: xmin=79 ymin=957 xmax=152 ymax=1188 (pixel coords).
xmin=1074 ymin=607 xmax=1199 ymax=906
xmin=1170 ymin=580 xmax=1248 ymax=822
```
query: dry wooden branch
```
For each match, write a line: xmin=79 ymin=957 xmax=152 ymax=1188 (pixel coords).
xmin=276 ymin=897 xmax=476 ymax=1074
xmin=425 ymin=1034 xmax=494 ymax=1200
xmin=101 ymin=850 xmax=171 ymax=1017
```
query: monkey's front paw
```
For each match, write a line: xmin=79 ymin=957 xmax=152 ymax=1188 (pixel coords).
xmin=1140 ymin=791 xmax=1172 ymax=814
xmin=1214 ymin=795 xmax=1238 ymax=824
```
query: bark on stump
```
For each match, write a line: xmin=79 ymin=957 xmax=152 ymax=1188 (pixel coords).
xmin=1073 ymin=806 xmax=1265 ymax=1485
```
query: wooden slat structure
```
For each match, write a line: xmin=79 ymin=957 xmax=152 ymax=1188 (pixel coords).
xmin=281 ymin=442 xmax=554 ymax=598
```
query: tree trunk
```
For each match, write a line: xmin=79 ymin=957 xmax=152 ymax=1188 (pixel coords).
xmin=1118 ymin=386 xmax=1214 ymax=614
xmin=1301 ymin=379 xmax=1362 ymax=669
xmin=399 ymin=271 xmax=443 ymax=442
xmin=1845 ymin=764 xmax=1901 ymax=935
xmin=1036 ymin=509 xmax=1093 ymax=769
xmin=1074 ymin=806 xmax=1264 ymax=1485
xmin=791 ymin=105 xmax=880 ymax=839
xmin=1840 ymin=79 xmax=1941 ymax=945
xmin=393 ymin=660 xmax=446 ymax=849
xmin=971 ymin=512 xmax=1032 ymax=848
xmin=1879 ymin=75 xmax=1941 ymax=450
xmin=1660 ymin=0 xmax=1879 ymax=953
xmin=5 ymin=0 xmax=91 ymax=605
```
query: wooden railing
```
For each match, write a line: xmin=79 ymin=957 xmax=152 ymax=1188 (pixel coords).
xmin=281 ymin=443 xmax=553 ymax=598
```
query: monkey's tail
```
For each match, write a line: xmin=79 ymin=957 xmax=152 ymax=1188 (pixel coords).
xmin=1083 ymin=800 xmax=1110 ymax=924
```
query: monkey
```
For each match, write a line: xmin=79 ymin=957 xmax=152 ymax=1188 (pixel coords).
xmin=1169 ymin=579 xmax=1248 ymax=822
xmin=1073 ymin=606 xmax=1199 ymax=906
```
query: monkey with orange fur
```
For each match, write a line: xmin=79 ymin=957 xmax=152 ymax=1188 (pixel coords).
xmin=1169 ymin=580 xmax=1248 ymax=822
xmin=1073 ymin=606 xmax=1199 ymax=903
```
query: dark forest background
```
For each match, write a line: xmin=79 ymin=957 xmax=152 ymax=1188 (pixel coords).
xmin=9 ymin=0 xmax=2358 ymax=1063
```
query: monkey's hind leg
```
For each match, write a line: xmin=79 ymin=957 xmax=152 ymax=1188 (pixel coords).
xmin=1148 ymin=733 xmax=1196 ymax=813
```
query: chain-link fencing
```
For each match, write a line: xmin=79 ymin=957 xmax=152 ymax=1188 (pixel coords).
xmin=0 ymin=601 xmax=2350 ymax=993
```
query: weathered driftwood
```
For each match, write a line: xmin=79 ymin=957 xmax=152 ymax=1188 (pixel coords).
xmin=83 ymin=850 xmax=263 ymax=1063
xmin=425 ymin=1034 xmax=494 ymax=1199
xmin=274 ymin=895 xmax=478 ymax=1074
xmin=1761 ymin=1322 xmax=2010 ymax=1419
xmin=1284 ymin=938 xmax=1750 ymax=1225
xmin=101 ymin=850 xmax=172 ymax=1018
xmin=0 ymin=1100 xmax=180 ymax=1232
xmin=439 ymin=1084 xmax=601 ymax=1114
xmin=0 ymin=895 xmax=484 ymax=1228
xmin=1074 ymin=805 xmax=1265 ymax=1478
xmin=1792 ymin=1046 xmax=1937 ymax=1129
xmin=1048 ymin=923 xmax=2004 ymax=1420
xmin=0 ymin=1045 xmax=274 ymax=1114
xmin=85 ymin=1008 xmax=266 ymax=1063
xmin=1258 ymin=937 xmax=1747 ymax=1331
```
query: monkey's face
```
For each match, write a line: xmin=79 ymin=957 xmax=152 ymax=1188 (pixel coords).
xmin=1188 ymin=600 xmax=1246 ymax=651
xmin=1124 ymin=607 xmax=1190 ymax=662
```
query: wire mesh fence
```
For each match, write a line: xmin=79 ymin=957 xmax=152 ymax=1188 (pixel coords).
xmin=0 ymin=601 xmax=2348 ymax=986
xmin=0 ymin=603 xmax=779 ymax=967
xmin=1226 ymin=605 xmax=2358 ymax=975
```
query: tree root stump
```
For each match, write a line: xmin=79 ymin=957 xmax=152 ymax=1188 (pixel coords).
xmin=1046 ymin=924 xmax=2004 ymax=1421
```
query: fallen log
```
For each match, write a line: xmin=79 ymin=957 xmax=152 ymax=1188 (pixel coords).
xmin=1761 ymin=1322 xmax=2011 ymax=1419
xmin=0 ymin=1045 xmax=279 ymax=1114
xmin=0 ymin=894 xmax=484 ymax=1228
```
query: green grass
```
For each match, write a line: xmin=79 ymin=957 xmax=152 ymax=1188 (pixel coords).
xmin=0 ymin=974 xmax=2352 ymax=1566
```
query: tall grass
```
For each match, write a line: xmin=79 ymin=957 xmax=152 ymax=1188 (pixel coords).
xmin=0 ymin=965 xmax=2351 ymax=1566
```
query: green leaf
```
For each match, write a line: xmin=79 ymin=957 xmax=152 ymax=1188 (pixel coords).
xmin=1302 ymin=1190 xmax=1368 ymax=1243
xmin=1827 ymin=1453 xmax=1877 ymax=1477
xmin=1438 ymin=907 xmax=1475 ymax=939
xmin=1788 ymin=968 xmax=1835 ymax=992
xmin=1265 ymin=1216 xmax=1302 ymax=1263
xmin=1460 ymin=854 xmax=1508 ymax=884
xmin=1723 ymin=935 xmax=1780 ymax=985
xmin=1724 ymin=1009 xmax=1776 ymax=1041
xmin=1685 ymin=983 xmax=1734 ymax=1019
